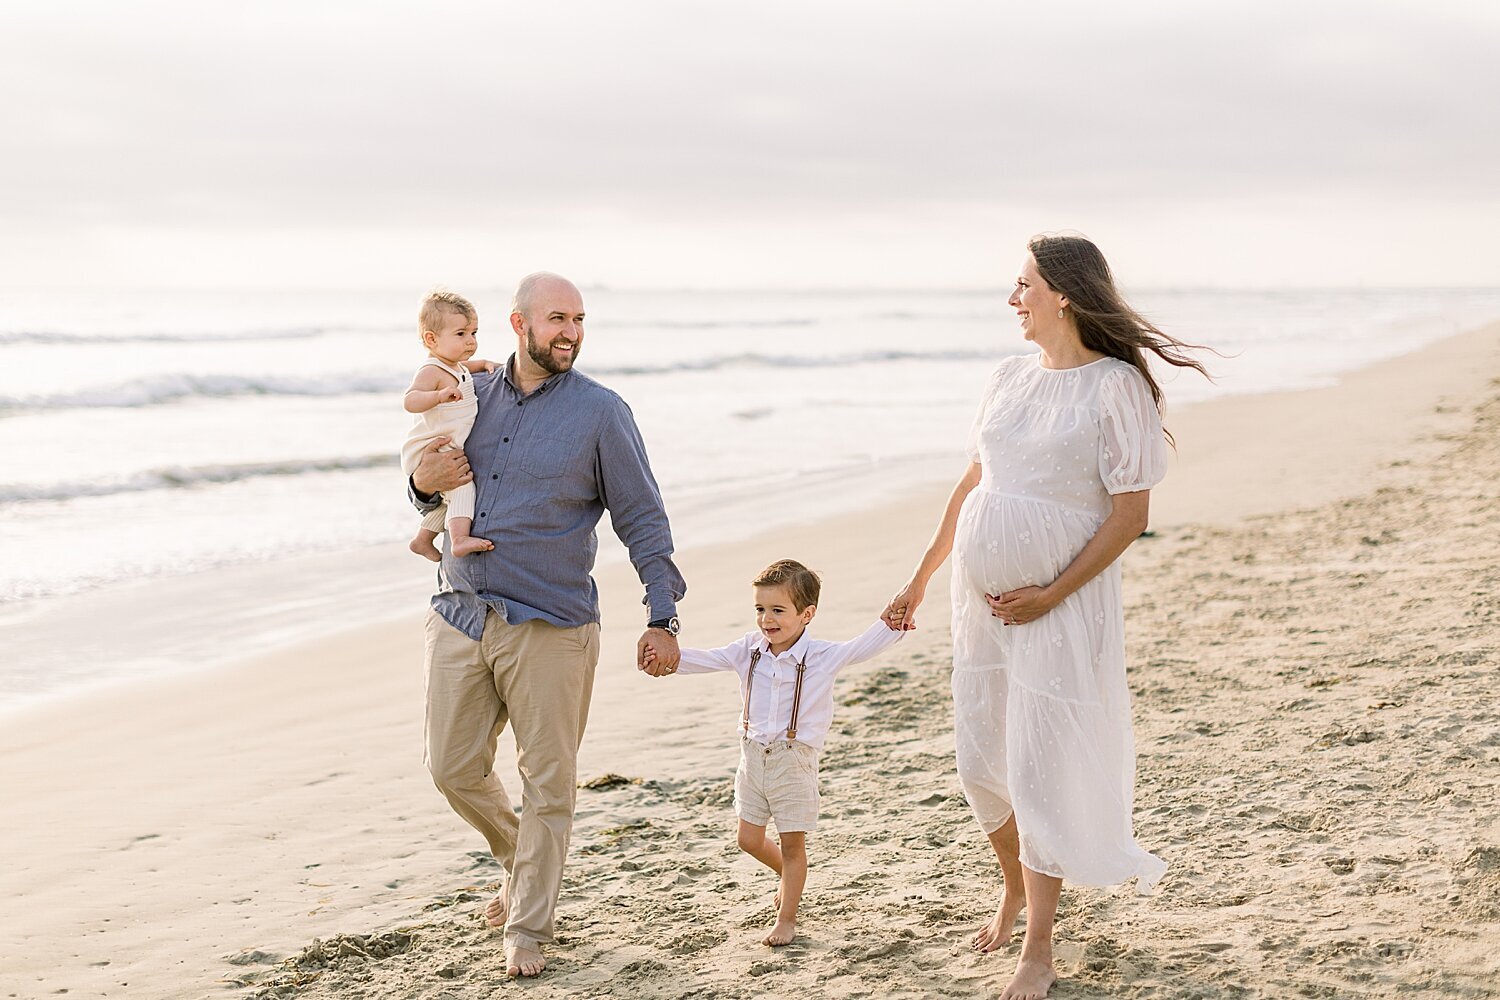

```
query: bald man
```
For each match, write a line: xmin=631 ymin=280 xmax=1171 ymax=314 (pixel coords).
xmin=409 ymin=272 xmax=686 ymax=977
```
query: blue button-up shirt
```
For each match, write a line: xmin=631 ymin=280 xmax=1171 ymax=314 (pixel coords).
xmin=409 ymin=356 xmax=686 ymax=640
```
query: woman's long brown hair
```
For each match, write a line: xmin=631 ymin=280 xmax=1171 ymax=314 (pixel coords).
xmin=1028 ymin=234 xmax=1212 ymax=431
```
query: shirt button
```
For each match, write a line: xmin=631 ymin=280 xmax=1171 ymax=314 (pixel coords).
xmin=491 ymin=474 xmax=498 ymax=480
xmin=503 ymin=437 xmax=510 ymax=443
xmin=479 ymin=512 xmax=486 ymax=518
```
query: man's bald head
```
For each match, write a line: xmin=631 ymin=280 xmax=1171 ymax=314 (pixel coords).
xmin=511 ymin=272 xmax=580 ymax=322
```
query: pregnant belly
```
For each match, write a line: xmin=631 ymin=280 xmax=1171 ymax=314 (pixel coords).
xmin=955 ymin=492 xmax=1091 ymax=596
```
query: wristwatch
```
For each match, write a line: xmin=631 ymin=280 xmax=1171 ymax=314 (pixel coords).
xmin=647 ymin=616 xmax=680 ymax=636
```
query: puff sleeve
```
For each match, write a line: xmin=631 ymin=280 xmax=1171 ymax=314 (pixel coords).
xmin=1097 ymin=366 xmax=1168 ymax=494
xmin=964 ymin=357 xmax=1017 ymax=463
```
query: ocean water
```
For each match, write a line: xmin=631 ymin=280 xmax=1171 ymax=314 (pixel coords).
xmin=3 ymin=285 xmax=1499 ymax=705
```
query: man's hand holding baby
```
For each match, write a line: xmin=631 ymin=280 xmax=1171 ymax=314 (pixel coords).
xmin=412 ymin=436 xmax=472 ymax=495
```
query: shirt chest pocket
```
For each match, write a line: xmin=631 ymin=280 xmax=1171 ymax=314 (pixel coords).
xmin=520 ymin=435 xmax=592 ymax=482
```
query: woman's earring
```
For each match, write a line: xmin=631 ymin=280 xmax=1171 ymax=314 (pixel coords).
xmin=1057 ymin=308 xmax=1065 ymax=319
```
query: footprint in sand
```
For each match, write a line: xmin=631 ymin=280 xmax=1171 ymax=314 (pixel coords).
xmin=666 ymin=927 xmax=729 ymax=955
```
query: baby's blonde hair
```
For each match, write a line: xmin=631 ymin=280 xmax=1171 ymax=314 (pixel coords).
xmin=418 ymin=289 xmax=476 ymax=344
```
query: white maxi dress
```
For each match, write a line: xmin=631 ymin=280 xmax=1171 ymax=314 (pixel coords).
xmin=951 ymin=353 xmax=1168 ymax=892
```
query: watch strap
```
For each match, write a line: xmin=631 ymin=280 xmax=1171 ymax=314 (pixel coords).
xmin=647 ymin=616 xmax=680 ymax=635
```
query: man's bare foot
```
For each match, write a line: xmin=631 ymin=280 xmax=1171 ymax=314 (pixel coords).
xmin=409 ymin=537 xmax=442 ymax=562
xmin=763 ymin=918 xmax=797 ymax=947
xmin=450 ymin=535 xmax=494 ymax=557
xmin=973 ymin=888 xmax=1027 ymax=953
xmin=998 ymin=958 xmax=1056 ymax=1000
xmin=505 ymin=940 xmax=545 ymax=978
xmin=484 ymin=891 xmax=508 ymax=929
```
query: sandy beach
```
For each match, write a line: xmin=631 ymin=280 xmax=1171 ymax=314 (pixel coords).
xmin=3 ymin=322 xmax=1499 ymax=1000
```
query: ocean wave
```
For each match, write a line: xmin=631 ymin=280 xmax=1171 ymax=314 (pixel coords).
xmin=588 ymin=347 xmax=998 ymax=376
xmin=606 ymin=317 xmax=819 ymax=330
xmin=864 ymin=309 xmax=1001 ymax=322
xmin=0 ymin=373 xmax=406 ymax=411
xmin=0 ymin=349 xmax=1002 ymax=413
xmin=0 ymin=327 xmax=327 ymax=345
xmin=0 ymin=454 xmax=398 ymax=504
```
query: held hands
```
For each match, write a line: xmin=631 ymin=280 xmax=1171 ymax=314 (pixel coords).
xmin=637 ymin=629 xmax=680 ymax=677
xmin=411 ymin=436 xmax=472 ymax=495
xmin=881 ymin=581 xmax=925 ymax=632
xmin=985 ymin=586 xmax=1058 ymax=626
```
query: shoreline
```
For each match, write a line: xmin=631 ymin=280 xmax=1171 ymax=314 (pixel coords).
xmin=2 ymin=320 xmax=1498 ymax=999
xmin=0 ymin=451 xmax=965 ymax=717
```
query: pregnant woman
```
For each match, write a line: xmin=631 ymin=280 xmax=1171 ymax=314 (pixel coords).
xmin=884 ymin=234 xmax=1209 ymax=1000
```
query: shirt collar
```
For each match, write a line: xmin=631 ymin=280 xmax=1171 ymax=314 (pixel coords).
xmin=501 ymin=353 xmax=569 ymax=397
xmin=755 ymin=625 xmax=813 ymax=662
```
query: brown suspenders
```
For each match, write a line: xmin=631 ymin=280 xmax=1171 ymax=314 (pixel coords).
xmin=785 ymin=656 xmax=808 ymax=741
xmin=740 ymin=649 xmax=760 ymax=735
xmin=741 ymin=647 xmax=810 ymax=742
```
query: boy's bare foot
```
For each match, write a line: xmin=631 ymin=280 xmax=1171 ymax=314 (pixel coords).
xmin=763 ymin=917 xmax=797 ymax=947
xmin=450 ymin=535 xmax=494 ymax=557
xmin=409 ymin=537 xmax=442 ymax=562
xmin=484 ymin=891 xmax=508 ymax=929
xmin=998 ymin=958 xmax=1056 ymax=1000
xmin=505 ymin=940 xmax=545 ymax=978
xmin=973 ymin=888 xmax=1027 ymax=952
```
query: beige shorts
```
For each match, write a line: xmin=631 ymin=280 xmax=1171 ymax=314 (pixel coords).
xmin=735 ymin=737 xmax=820 ymax=833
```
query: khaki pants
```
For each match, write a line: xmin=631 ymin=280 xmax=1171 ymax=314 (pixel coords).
xmin=423 ymin=608 xmax=600 ymax=951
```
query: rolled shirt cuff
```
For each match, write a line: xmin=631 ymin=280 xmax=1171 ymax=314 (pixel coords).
xmin=642 ymin=590 xmax=679 ymax=625
xmin=408 ymin=475 xmax=442 ymax=513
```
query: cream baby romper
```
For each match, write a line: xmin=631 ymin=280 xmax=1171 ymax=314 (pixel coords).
xmin=400 ymin=358 xmax=479 ymax=535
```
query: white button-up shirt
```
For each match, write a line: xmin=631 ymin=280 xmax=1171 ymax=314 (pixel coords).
xmin=676 ymin=620 xmax=903 ymax=750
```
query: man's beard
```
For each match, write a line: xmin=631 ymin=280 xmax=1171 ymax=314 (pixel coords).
xmin=525 ymin=325 xmax=579 ymax=375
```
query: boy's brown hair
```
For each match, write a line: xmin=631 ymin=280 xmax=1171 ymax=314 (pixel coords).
xmin=753 ymin=559 xmax=821 ymax=611
xmin=418 ymin=288 xmax=477 ymax=343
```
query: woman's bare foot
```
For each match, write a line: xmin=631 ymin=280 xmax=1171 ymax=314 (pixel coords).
xmin=973 ymin=888 xmax=1027 ymax=952
xmin=505 ymin=940 xmax=545 ymax=978
xmin=998 ymin=958 xmax=1056 ymax=1000
xmin=763 ymin=917 xmax=797 ymax=947
xmin=450 ymin=535 xmax=494 ymax=557
xmin=409 ymin=536 xmax=442 ymax=562
xmin=484 ymin=891 xmax=508 ymax=929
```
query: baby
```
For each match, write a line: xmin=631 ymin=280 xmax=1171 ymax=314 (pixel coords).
xmin=400 ymin=289 xmax=496 ymax=561
xmin=645 ymin=559 xmax=903 ymax=946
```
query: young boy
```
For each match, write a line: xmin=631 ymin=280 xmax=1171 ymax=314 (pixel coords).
xmin=400 ymin=289 xmax=497 ymax=561
xmin=645 ymin=559 xmax=903 ymax=946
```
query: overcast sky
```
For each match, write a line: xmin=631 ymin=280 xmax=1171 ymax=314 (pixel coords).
xmin=2 ymin=0 xmax=1497 ymax=289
